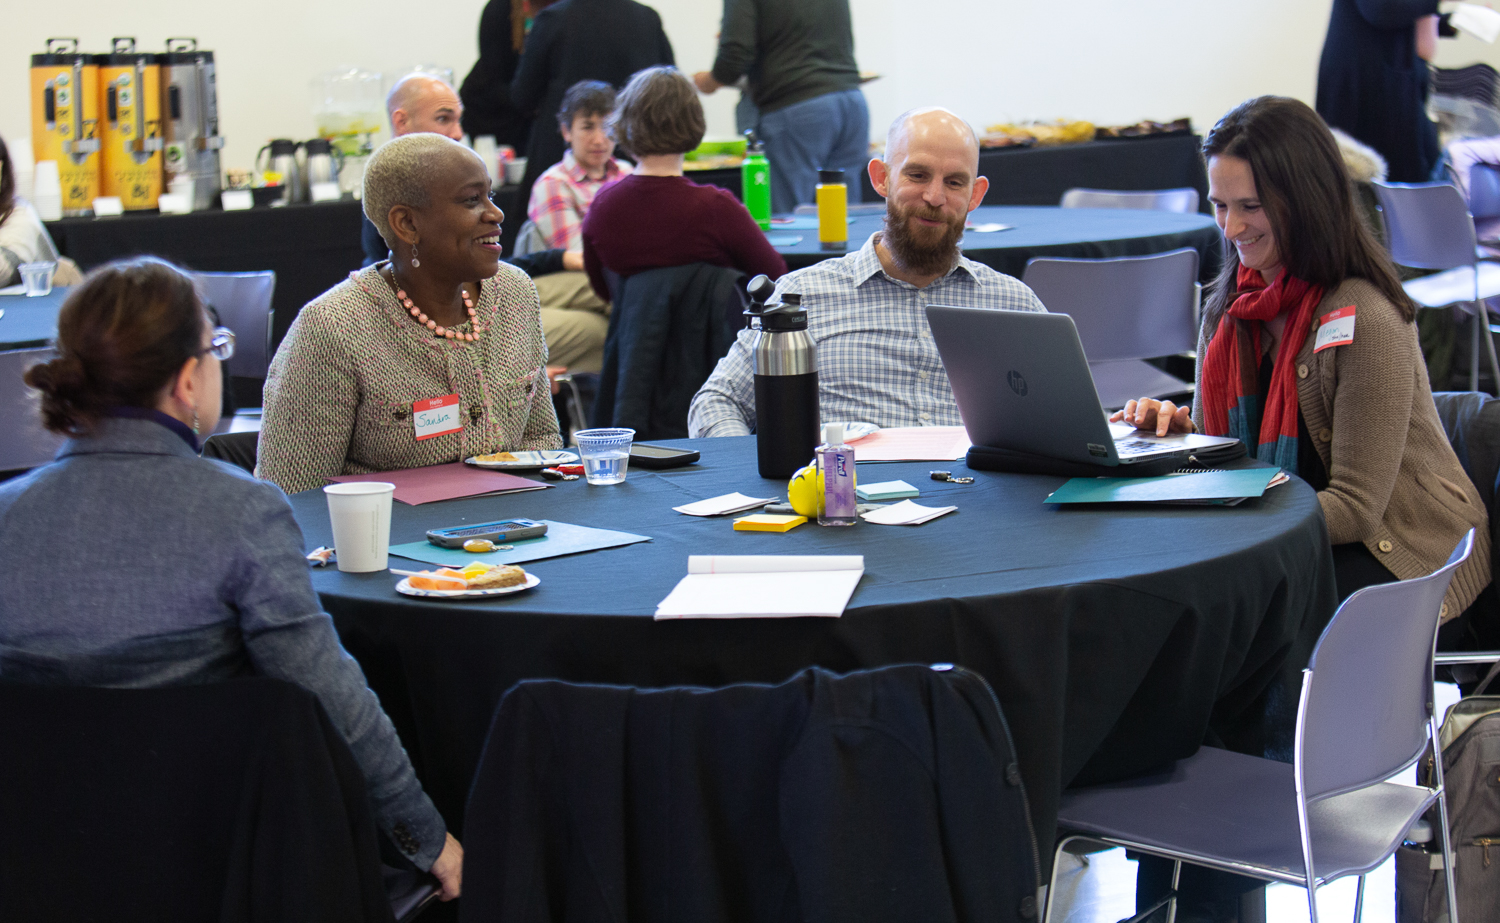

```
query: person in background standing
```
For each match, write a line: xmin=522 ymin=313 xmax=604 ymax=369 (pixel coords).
xmin=459 ymin=0 xmax=538 ymax=151
xmin=693 ymin=0 xmax=869 ymax=214
xmin=1316 ymin=0 xmax=1444 ymax=183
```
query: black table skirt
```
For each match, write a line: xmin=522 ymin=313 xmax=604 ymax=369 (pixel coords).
xmin=289 ymin=436 xmax=1337 ymax=857
xmin=689 ymin=133 xmax=1210 ymax=213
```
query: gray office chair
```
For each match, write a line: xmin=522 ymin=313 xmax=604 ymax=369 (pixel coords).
xmin=0 ymin=347 xmax=65 ymax=473
xmin=1021 ymin=247 xmax=1198 ymax=410
xmin=510 ymin=219 xmax=548 ymax=258
xmin=188 ymin=270 xmax=275 ymax=382
xmin=1372 ymin=180 xmax=1500 ymax=393
xmin=1059 ymin=187 xmax=1200 ymax=213
xmin=1043 ymin=531 xmax=1475 ymax=923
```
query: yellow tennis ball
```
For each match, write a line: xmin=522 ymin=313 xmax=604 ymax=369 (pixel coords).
xmin=787 ymin=458 xmax=856 ymax=517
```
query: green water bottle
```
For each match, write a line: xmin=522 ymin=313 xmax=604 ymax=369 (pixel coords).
xmin=742 ymin=129 xmax=772 ymax=230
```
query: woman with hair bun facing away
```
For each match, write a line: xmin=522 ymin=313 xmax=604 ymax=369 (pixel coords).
xmin=0 ymin=257 xmax=463 ymax=899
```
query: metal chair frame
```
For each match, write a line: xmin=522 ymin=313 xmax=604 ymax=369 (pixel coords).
xmin=1059 ymin=187 xmax=1200 ymax=213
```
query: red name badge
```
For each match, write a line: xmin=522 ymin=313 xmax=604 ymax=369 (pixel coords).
xmin=1314 ymin=306 xmax=1356 ymax=353
xmin=413 ymin=394 xmax=462 ymax=441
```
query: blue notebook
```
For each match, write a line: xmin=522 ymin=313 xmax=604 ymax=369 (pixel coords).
xmin=1043 ymin=468 xmax=1280 ymax=505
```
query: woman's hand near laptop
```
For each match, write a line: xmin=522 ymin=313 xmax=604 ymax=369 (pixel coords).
xmin=1110 ymin=398 xmax=1195 ymax=437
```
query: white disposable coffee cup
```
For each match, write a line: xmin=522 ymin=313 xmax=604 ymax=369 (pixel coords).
xmin=324 ymin=482 xmax=396 ymax=573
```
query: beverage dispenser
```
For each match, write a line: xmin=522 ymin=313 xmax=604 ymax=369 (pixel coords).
xmin=29 ymin=38 xmax=100 ymax=215
xmin=160 ymin=37 xmax=223 ymax=211
xmin=98 ymin=37 xmax=163 ymax=210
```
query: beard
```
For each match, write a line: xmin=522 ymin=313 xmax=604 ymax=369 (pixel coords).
xmin=881 ymin=199 xmax=965 ymax=276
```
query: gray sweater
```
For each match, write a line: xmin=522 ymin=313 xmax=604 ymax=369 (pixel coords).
xmin=0 ymin=417 xmax=447 ymax=869
xmin=709 ymin=0 xmax=861 ymax=114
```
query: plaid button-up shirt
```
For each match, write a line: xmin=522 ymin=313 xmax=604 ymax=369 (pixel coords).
xmin=525 ymin=151 xmax=632 ymax=252
xmin=688 ymin=233 xmax=1047 ymax=437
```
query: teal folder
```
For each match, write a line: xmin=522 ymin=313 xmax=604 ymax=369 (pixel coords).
xmin=389 ymin=520 xmax=650 ymax=567
xmin=1043 ymin=468 xmax=1280 ymax=505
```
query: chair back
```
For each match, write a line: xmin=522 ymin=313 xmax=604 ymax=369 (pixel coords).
xmin=510 ymin=219 xmax=548 ymax=258
xmin=1469 ymin=163 xmax=1500 ymax=222
xmin=1372 ymin=180 xmax=1479 ymax=271
xmin=1059 ymin=187 xmax=1199 ymax=213
xmin=1296 ymin=531 xmax=1474 ymax=802
xmin=188 ymin=270 xmax=276 ymax=380
xmin=0 ymin=347 xmax=65 ymax=473
xmin=201 ymin=430 xmax=260 ymax=473
xmin=1021 ymin=248 xmax=1199 ymax=361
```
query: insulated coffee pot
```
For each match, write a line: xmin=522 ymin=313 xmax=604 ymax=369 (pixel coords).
xmin=745 ymin=274 xmax=820 ymax=479
xmin=256 ymin=139 xmax=302 ymax=202
xmin=303 ymin=138 xmax=338 ymax=190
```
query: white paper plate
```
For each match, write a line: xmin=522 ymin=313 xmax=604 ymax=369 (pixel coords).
xmin=465 ymin=450 xmax=579 ymax=470
xmin=395 ymin=573 xmax=541 ymax=598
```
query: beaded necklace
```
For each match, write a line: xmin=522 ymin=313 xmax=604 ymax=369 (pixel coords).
xmin=385 ymin=267 xmax=484 ymax=342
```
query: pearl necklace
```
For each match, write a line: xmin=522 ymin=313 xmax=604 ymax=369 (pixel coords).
xmin=389 ymin=273 xmax=483 ymax=342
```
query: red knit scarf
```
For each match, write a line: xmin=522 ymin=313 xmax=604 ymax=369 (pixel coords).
xmin=1199 ymin=266 xmax=1324 ymax=470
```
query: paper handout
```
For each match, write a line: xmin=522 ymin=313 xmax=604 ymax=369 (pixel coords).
xmin=673 ymin=492 xmax=776 ymax=516
xmin=859 ymin=499 xmax=958 ymax=525
xmin=846 ymin=426 xmax=972 ymax=461
xmin=654 ymin=555 xmax=864 ymax=619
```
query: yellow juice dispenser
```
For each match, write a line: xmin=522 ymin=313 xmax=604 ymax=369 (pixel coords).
xmin=98 ymin=37 xmax=164 ymax=210
xmin=30 ymin=38 xmax=101 ymax=215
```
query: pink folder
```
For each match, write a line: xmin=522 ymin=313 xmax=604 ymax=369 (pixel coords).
xmin=327 ymin=462 xmax=549 ymax=505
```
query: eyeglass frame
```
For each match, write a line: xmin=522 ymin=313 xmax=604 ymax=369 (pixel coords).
xmin=199 ymin=326 xmax=236 ymax=362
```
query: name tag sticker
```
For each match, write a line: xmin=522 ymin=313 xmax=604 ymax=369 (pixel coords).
xmin=413 ymin=394 xmax=462 ymax=441
xmin=1314 ymin=305 xmax=1356 ymax=353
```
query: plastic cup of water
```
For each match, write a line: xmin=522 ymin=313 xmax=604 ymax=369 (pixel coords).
xmin=573 ymin=428 xmax=635 ymax=485
xmin=20 ymin=261 xmax=56 ymax=297
xmin=324 ymin=482 xmax=395 ymax=572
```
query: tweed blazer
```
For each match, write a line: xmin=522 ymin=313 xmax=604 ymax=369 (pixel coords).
xmin=258 ymin=262 xmax=562 ymax=494
xmin=1194 ymin=277 xmax=1490 ymax=618
xmin=0 ymin=418 xmax=447 ymax=868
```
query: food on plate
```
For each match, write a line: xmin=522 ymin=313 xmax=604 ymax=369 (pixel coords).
xmin=473 ymin=451 xmax=520 ymax=463
xmin=407 ymin=562 xmax=529 ymax=590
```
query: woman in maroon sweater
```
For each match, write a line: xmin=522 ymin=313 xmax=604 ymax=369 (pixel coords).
xmin=581 ymin=66 xmax=786 ymax=301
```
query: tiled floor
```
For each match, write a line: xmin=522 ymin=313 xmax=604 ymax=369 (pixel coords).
xmin=1044 ymin=683 xmax=1464 ymax=923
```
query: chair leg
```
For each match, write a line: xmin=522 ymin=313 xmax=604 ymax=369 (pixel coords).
xmin=1480 ymin=298 xmax=1500 ymax=396
xmin=1351 ymin=873 xmax=1364 ymax=923
xmin=1307 ymin=882 xmax=1320 ymax=923
xmin=1164 ymin=859 xmax=1180 ymax=923
xmin=1431 ymin=715 xmax=1463 ymax=923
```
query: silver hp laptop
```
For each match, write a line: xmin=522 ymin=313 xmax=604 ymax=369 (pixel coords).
xmin=925 ymin=305 xmax=1240 ymax=468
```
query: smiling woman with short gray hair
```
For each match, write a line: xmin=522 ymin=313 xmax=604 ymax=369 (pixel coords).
xmin=258 ymin=133 xmax=560 ymax=494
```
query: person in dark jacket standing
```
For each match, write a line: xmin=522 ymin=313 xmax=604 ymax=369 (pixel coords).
xmin=509 ymin=0 xmax=674 ymax=207
xmin=693 ymin=0 xmax=869 ymax=214
xmin=1316 ymin=0 xmax=1441 ymax=183
xmin=459 ymin=0 xmax=536 ymax=149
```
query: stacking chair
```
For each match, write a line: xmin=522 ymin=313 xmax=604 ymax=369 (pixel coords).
xmin=1042 ymin=531 xmax=1475 ymax=923
xmin=0 ymin=347 xmax=65 ymax=473
xmin=1021 ymin=248 xmax=1198 ymax=410
xmin=510 ymin=219 xmax=548 ymax=257
xmin=189 ymin=270 xmax=275 ymax=421
xmin=1372 ymin=180 xmax=1500 ymax=392
xmin=1059 ymin=187 xmax=1200 ymax=213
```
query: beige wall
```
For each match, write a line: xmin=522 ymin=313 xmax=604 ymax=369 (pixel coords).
xmin=3 ymin=0 xmax=1498 ymax=186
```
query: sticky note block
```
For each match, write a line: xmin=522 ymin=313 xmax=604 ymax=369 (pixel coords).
xmin=733 ymin=514 xmax=808 ymax=533
xmin=855 ymin=479 xmax=920 ymax=501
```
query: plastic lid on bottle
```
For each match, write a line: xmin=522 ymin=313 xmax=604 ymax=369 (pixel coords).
xmin=824 ymin=423 xmax=844 ymax=445
xmin=819 ymin=169 xmax=845 ymax=185
xmin=1405 ymin=819 xmax=1433 ymax=844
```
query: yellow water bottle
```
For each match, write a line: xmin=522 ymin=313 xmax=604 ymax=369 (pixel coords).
xmin=817 ymin=169 xmax=847 ymax=252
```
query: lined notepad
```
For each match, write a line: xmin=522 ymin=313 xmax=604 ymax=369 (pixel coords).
xmin=654 ymin=555 xmax=864 ymax=619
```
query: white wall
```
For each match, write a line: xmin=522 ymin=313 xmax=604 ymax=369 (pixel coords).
xmin=5 ymin=0 xmax=1500 ymax=183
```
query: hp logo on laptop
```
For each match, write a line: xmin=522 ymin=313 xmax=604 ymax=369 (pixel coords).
xmin=1007 ymin=370 xmax=1028 ymax=396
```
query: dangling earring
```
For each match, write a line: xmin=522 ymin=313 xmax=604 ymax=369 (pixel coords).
xmin=191 ymin=408 xmax=200 ymax=436
xmin=410 ymin=242 xmax=421 ymax=269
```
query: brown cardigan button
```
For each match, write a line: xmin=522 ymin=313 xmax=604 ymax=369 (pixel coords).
xmin=1378 ymin=540 xmax=1394 ymax=553
xmin=1317 ymin=428 xmax=1332 ymax=443
xmin=1297 ymin=364 xmax=1309 ymax=379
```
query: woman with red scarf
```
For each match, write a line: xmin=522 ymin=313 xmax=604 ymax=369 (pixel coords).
xmin=1116 ymin=95 xmax=1489 ymax=630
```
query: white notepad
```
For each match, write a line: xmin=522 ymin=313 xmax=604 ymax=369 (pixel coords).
xmin=654 ymin=555 xmax=864 ymax=619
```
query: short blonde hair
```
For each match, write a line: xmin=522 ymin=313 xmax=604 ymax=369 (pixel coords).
xmin=362 ymin=133 xmax=469 ymax=246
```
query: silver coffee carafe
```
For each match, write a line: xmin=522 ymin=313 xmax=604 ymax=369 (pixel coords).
xmin=256 ymin=139 xmax=302 ymax=204
xmin=160 ymin=38 xmax=223 ymax=211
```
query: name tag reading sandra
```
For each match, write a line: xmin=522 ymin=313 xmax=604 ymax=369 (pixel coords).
xmin=1314 ymin=306 xmax=1356 ymax=353
xmin=413 ymin=394 xmax=462 ymax=440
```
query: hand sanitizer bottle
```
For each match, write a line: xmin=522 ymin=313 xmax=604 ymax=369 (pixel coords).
xmin=817 ymin=423 xmax=856 ymax=526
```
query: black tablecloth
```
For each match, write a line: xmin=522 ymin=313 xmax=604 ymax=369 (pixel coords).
xmin=770 ymin=205 xmax=1222 ymax=281
xmin=289 ymin=436 xmax=1337 ymax=857
xmin=689 ymin=134 xmax=1210 ymax=213
xmin=0 ymin=290 xmax=68 ymax=352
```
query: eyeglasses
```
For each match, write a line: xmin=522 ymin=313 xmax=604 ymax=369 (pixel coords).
xmin=200 ymin=327 xmax=236 ymax=362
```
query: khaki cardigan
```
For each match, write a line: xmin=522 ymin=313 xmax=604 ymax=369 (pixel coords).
xmin=1193 ymin=278 xmax=1490 ymax=620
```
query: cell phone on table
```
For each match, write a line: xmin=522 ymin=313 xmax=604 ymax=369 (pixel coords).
xmin=629 ymin=443 xmax=701 ymax=469
xmin=425 ymin=519 xmax=547 ymax=548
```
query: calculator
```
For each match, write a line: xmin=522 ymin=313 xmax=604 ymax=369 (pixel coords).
xmin=425 ymin=519 xmax=548 ymax=548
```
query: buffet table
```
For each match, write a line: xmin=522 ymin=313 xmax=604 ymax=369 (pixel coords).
xmin=288 ymin=437 xmax=1337 ymax=856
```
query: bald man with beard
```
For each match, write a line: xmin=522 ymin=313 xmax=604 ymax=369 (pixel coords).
xmin=688 ymin=107 xmax=1046 ymax=438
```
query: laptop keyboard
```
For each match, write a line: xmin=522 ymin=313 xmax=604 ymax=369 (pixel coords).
xmin=1116 ymin=438 xmax=1166 ymax=457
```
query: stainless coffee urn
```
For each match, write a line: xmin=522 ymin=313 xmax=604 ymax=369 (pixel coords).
xmin=160 ymin=38 xmax=223 ymax=211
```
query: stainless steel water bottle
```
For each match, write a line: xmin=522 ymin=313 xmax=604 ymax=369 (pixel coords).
xmin=746 ymin=275 xmax=820 ymax=479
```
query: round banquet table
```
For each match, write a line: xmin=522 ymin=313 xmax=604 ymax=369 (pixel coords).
xmin=288 ymin=436 xmax=1336 ymax=858
xmin=767 ymin=205 xmax=1224 ymax=280
xmin=0 ymin=288 xmax=68 ymax=352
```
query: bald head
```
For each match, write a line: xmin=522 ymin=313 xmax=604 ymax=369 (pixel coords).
xmin=883 ymin=108 xmax=980 ymax=172
xmin=388 ymin=74 xmax=464 ymax=141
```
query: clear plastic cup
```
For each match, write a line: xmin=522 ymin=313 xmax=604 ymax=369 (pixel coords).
xmin=323 ymin=482 xmax=395 ymax=572
xmin=573 ymin=428 xmax=635 ymax=485
xmin=20 ymin=262 xmax=56 ymax=297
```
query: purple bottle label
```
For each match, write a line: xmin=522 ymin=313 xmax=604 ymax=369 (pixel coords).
xmin=820 ymin=446 xmax=857 ymax=520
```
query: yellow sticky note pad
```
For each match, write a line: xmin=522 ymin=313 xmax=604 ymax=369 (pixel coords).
xmin=733 ymin=514 xmax=808 ymax=532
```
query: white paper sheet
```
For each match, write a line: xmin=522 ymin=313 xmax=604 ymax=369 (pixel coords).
xmin=860 ymin=499 xmax=958 ymax=526
xmin=672 ymin=492 xmax=777 ymax=517
xmin=655 ymin=555 xmax=864 ymax=619
xmin=845 ymin=426 xmax=971 ymax=461
xmin=1453 ymin=3 xmax=1500 ymax=43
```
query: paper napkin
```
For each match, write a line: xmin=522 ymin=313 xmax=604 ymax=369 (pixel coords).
xmin=859 ymin=499 xmax=958 ymax=525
